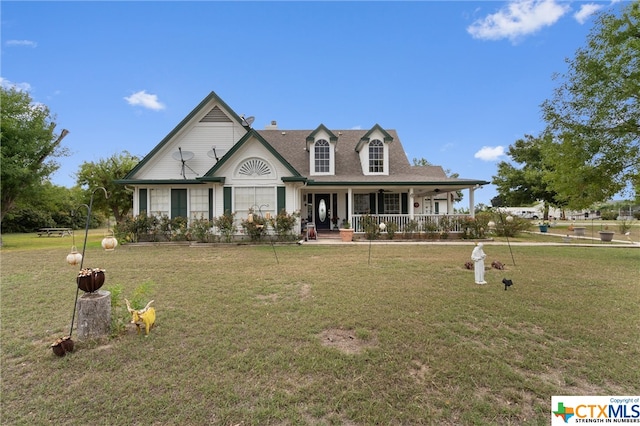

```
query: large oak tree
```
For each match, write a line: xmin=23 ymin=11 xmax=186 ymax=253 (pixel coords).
xmin=0 ymin=87 xmax=69 ymax=224
xmin=541 ymin=2 xmax=639 ymax=208
xmin=492 ymin=133 xmax=561 ymax=219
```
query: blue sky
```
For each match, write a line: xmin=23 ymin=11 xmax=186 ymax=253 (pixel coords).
xmin=1 ymin=0 xmax=625 ymax=206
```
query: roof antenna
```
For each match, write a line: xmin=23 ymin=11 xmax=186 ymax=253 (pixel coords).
xmin=172 ymin=147 xmax=197 ymax=179
xmin=241 ymin=115 xmax=255 ymax=128
xmin=207 ymin=146 xmax=227 ymax=164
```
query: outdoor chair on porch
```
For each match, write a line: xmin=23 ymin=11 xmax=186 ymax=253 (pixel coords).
xmin=306 ymin=223 xmax=317 ymax=240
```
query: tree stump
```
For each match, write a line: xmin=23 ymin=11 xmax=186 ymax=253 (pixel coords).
xmin=77 ymin=290 xmax=111 ymax=339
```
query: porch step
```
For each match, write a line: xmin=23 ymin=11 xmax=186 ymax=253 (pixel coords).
xmin=316 ymin=230 xmax=342 ymax=240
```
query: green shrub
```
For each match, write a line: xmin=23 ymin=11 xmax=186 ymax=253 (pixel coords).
xmin=270 ymin=209 xmax=300 ymax=241
xmin=241 ymin=209 xmax=267 ymax=242
xmin=189 ymin=217 xmax=215 ymax=243
xmin=212 ymin=211 xmax=236 ymax=243
xmin=403 ymin=219 xmax=419 ymax=239
xmin=600 ymin=210 xmax=618 ymax=220
xmin=361 ymin=213 xmax=381 ymax=240
xmin=385 ymin=222 xmax=398 ymax=240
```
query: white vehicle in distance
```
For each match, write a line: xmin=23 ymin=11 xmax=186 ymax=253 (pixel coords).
xmin=496 ymin=207 xmax=542 ymax=220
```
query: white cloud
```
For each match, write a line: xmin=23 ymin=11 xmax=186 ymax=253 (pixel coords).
xmin=574 ymin=3 xmax=602 ymax=24
xmin=467 ymin=0 xmax=570 ymax=42
xmin=5 ymin=39 xmax=37 ymax=48
xmin=0 ymin=77 xmax=32 ymax=92
xmin=474 ymin=146 xmax=505 ymax=161
xmin=124 ymin=90 xmax=165 ymax=111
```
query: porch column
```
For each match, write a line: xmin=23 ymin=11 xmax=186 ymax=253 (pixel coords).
xmin=430 ymin=196 xmax=435 ymax=214
xmin=409 ymin=188 xmax=414 ymax=219
xmin=469 ymin=187 xmax=475 ymax=218
xmin=347 ymin=187 xmax=353 ymax=223
xmin=133 ymin=187 xmax=140 ymax=216
xmin=446 ymin=192 xmax=452 ymax=214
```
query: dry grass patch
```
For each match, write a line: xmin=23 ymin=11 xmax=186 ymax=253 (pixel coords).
xmin=318 ymin=328 xmax=377 ymax=355
xmin=1 ymin=236 xmax=639 ymax=425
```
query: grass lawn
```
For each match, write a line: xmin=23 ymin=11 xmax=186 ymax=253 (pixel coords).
xmin=1 ymin=232 xmax=639 ymax=425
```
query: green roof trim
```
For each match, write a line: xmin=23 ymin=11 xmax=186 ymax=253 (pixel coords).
xmin=304 ymin=180 xmax=491 ymax=187
xmin=122 ymin=91 xmax=247 ymax=180
xmin=113 ymin=179 xmax=205 ymax=185
xmin=202 ymin=129 xmax=301 ymax=178
xmin=196 ymin=176 xmax=226 ymax=183
xmin=305 ymin=124 xmax=338 ymax=151
xmin=355 ymin=123 xmax=394 ymax=152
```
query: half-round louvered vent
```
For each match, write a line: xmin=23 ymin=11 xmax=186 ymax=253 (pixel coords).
xmin=238 ymin=159 xmax=271 ymax=177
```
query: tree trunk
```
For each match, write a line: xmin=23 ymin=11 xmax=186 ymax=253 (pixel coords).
xmin=77 ymin=290 xmax=111 ymax=340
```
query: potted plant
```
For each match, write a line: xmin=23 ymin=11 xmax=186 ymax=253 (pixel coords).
xmin=339 ymin=221 xmax=353 ymax=242
xmin=537 ymin=220 xmax=549 ymax=233
xmin=331 ymin=216 xmax=340 ymax=230
xmin=599 ymin=227 xmax=615 ymax=242
xmin=573 ymin=226 xmax=586 ymax=236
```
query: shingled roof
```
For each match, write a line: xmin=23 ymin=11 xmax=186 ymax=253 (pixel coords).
xmin=257 ymin=129 xmax=478 ymax=185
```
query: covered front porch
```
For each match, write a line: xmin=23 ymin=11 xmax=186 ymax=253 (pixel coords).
xmin=299 ymin=184 xmax=486 ymax=236
xmin=349 ymin=213 xmax=470 ymax=235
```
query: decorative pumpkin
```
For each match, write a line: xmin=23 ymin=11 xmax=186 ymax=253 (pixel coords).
xmin=51 ymin=336 xmax=74 ymax=357
xmin=77 ymin=268 xmax=106 ymax=293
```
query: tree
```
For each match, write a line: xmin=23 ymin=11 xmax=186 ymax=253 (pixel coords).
xmin=492 ymin=133 xmax=562 ymax=219
xmin=76 ymin=151 xmax=139 ymax=223
xmin=0 ymin=87 xmax=69 ymax=224
xmin=1 ymin=183 xmax=85 ymax=232
xmin=541 ymin=2 xmax=639 ymax=208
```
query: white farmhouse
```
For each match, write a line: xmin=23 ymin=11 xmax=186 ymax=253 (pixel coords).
xmin=117 ymin=91 xmax=490 ymax=236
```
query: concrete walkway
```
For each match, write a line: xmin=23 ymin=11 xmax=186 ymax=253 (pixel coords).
xmin=304 ymin=232 xmax=640 ymax=248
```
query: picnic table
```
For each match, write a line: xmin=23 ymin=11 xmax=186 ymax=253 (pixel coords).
xmin=37 ymin=227 xmax=73 ymax=237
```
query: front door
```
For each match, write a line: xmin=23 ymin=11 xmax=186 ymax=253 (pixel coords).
xmin=315 ymin=194 xmax=331 ymax=230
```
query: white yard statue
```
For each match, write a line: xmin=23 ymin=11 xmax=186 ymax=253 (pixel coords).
xmin=471 ymin=243 xmax=487 ymax=285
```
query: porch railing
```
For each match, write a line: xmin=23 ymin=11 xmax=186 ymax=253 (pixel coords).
xmin=350 ymin=214 xmax=470 ymax=234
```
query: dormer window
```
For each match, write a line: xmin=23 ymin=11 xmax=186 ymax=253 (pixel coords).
xmin=369 ymin=139 xmax=384 ymax=173
xmin=314 ymin=139 xmax=330 ymax=173
xmin=307 ymin=125 xmax=337 ymax=176
xmin=355 ymin=124 xmax=392 ymax=176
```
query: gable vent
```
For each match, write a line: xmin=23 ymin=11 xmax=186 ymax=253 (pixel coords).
xmin=239 ymin=159 xmax=271 ymax=177
xmin=200 ymin=106 xmax=232 ymax=122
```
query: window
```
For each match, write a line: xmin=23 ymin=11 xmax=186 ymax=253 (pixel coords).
xmin=383 ymin=193 xmax=400 ymax=214
xmin=190 ymin=188 xmax=208 ymax=219
xmin=238 ymin=159 xmax=271 ymax=177
xmin=235 ymin=187 xmax=275 ymax=218
xmin=314 ymin=139 xmax=330 ymax=173
xmin=369 ymin=139 xmax=384 ymax=173
xmin=139 ymin=188 xmax=147 ymax=213
xmin=354 ymin=194 xmax=370 ymax=214
xmin=150 ymin=188 xmax=169 ymax=217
